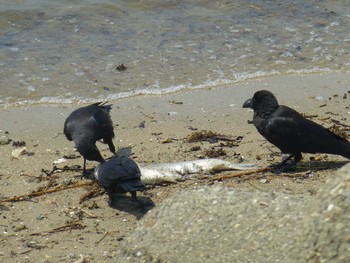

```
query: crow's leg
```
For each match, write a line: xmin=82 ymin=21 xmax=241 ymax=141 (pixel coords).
xmin=274 ymin=153 xmax=302 ymax=174
xmin=130 ymin=191 xmax=138 ymax=202
xmin=81 ymin=158 xmax=88 ymax=179
xmin=270 ymin=154 xmax=294 ymax=169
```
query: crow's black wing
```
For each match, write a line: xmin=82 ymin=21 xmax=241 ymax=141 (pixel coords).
xmin=89 ymin=107 xmax=114 ymax=139
xmin=264 ymin=106 xmax=349 ymax=155
xmin=97 ymin=157 xmax=144 ymax=193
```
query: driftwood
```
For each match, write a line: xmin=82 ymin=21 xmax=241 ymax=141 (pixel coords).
xmin=0 ymin=181 xmax=94 ymax=203
xmin=30 ymin=222 xmax=86 ymax=236
xmin=210 ymin=167 xmax=272 ymax=181
xmin=79 ymin=184 xmax=104 ymax=204
xmin=41 ymin=165 xmax=82 ymax=176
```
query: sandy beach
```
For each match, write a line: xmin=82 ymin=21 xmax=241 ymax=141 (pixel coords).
xmin=1 ymin=72 xmax=350 ymax=262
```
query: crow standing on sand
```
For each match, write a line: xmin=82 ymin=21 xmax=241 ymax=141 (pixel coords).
xmin=64 ymin=102 xmax=116 ymax=176
xmin=94 ymin=156 xmax=145 ymax=202
xmin=243 ymin=90 xmax=350 ymax=173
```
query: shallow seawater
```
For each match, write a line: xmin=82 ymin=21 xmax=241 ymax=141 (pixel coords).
xmin=0 ymin=0 xmax=349 ymax=105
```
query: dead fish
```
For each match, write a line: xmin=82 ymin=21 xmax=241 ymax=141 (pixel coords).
xmin=139 ymin=158 xmax=258 ymax=184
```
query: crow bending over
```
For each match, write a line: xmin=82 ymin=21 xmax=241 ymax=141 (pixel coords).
xmin=64 ymin=102 xmax=116 ymax=176
xmin=243 ymin=90 xmax=350 ymax=173
xmin=94 ymin=156 xmax=145 ymax=202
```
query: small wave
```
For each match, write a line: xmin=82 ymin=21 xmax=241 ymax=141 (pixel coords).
xmin=0 ymin=68 xmax=339 ymax=108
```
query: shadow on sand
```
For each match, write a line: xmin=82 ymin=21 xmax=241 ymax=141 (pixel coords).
xmin=108 ymin=193 xmax=155 ymax=219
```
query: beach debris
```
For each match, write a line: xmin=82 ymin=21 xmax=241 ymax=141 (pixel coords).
xmin=210 ymin=167 xmax=272 ymax=181
xmin=63 ymin=207 xmax=98 ymax=220
xmin=203 ymin=147 xmax=227 ymax=158
xmin=25 ymin=240 xmax=44 ymax=249
xmin=137 ymin=121 xmax=145 ymax=128
xmin=0 ymin=181 xmax=94 ymax=203
xmin=11 ymin=147 xmax=27 ymax=159
xmin=0 ymin=138 xmax=11 ymax=145
xmin=53 ymin=158 xmax=67 ymax=165
xmin=168 ymin=100 xmax=183 ymax=105
xmin=185 ymin=130 xmax=238 ymax=143
xmin=187 ymin=126 xmax=198 ymax=131
xmin=41 ymin=165 xmax=82 ymax=176
xmin=329 ymin=124 xmax=349 ymax=139
xmin=63 ymin=154 xmax=80 ymax=159
xmin=260 ymin=178 xmax=269 ymax=184
xmin=30 ymin=222 xmax=86 ymax=236
xmin=309 ymin=155 xmax=326 ymax=162
xmin=142 ymin=112 xmax=156 ymax=120
xmin=79 ymin=183 xmax=104 ymax=204
xmin=116 ymin=64 xmax=127 ymax=71
xmin=12 ymin=140 xmax=26 ymax=147
xmin=161 ymin=138 xmax=173 ymax=144
xmin=167 ymin=111 xmax=178 ymax=116
xmin=73 ymin=254 xmax=87 ymax=263
xmin=302 ymin=114 xmax=318 ymax=119
xmin=189 ymin=146 xmax=201 ymax=152
xmin=140 ymin=159 xmax=259 ymax=185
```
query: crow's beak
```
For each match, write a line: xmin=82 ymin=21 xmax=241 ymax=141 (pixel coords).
xmin=243 ymin=98 xmax=253 ymax=108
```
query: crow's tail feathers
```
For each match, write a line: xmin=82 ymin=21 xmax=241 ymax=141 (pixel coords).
xmin=341 ymin=151 xmax=350 ymax=160
xmin=93 ymin=102 xmax=112 ymax=113
xmin=119 ymin=178 xmax=145 ymax=193
xmin=337 ymin=140 xmax=350 ymax=160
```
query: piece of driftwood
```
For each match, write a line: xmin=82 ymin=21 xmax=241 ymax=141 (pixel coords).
xmin=30 ymin=222 xmax=86 ymax=236
xmin=0 ymin=182 xmax=94 ymax=203
xmin=79 ymin=183 xmax=104 ymax=204
xmin=210 ymin=167 xmax=272 ymax=181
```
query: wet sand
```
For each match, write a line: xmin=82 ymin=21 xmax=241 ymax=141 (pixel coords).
xmin=1 ymin=72 xmax=350 ymax=262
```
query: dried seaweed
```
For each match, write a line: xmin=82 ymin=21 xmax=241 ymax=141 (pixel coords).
xmin=116 ymin=64 xmax=127 ymax=71
xmin=12 ymin=140 xmax=26 ymax=147
xmin=185 ymin=130 xmax=238 ymax=143
xmin=329 ymin=124 xmax=349 ymax=139
xmin=203 ymin=147 xmax=227 ymax=158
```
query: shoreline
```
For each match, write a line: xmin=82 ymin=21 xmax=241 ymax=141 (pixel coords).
xmin=1 ymin=70 xmax=348 ymax=109
xmin=1 ymin=72 xmax=350 ymax=262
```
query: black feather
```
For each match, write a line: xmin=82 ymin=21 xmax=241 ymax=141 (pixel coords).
xmin=64 ymin=102 xmax=116 ymax=176
xmin=94 ymin=156 xmax=145 ymax=201
xmin=243 ymin=90 xmax=350 ymax=172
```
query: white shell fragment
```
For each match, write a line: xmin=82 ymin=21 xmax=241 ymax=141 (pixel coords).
xmin=53 ymin=158 xmax=67 ymax=165
xmin=139 ymin=158 xmax=259 ymax=184
xmin=11 ymin=147 xmax=27 ymax=159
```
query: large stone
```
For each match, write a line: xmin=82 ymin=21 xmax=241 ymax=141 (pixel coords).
xmin=115 ymin=187 xmax=306 ymax=263
xmin=294 ymin=164 xmax=350 ymax=263
xmin=115 ymin=164 xmax=350 ymax=263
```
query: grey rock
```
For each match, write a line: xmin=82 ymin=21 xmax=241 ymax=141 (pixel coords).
xmin=115 ymin=163 xmax=350 ymax=263
xmin=293 ymin=164 xmax=350 ymax=263
xmin=115 ymin=188 xmax=306 ymax=263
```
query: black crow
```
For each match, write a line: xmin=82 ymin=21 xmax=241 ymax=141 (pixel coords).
xmin=243 ymin=90 xmax=350 ymax=173
xmin=64 ymin=102 xmax=116 ymax=176
xmin=94 ymin=156 xmax=145 ymax=202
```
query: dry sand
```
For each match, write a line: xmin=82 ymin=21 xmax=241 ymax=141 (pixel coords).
xmin=1 ymin=72 xmax=350 ymax=262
